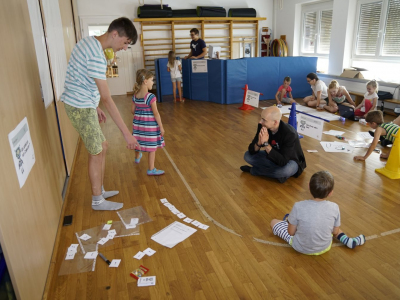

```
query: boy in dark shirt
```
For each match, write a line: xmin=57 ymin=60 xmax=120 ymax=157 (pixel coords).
xmin=184 ymin=28 xmax=207 ymax=59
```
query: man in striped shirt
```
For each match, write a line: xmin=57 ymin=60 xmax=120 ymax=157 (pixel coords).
xmin=61 ymin=17 xmax=139 ymax=211
xmin=354 ymin=110 xmax=399 ymax=161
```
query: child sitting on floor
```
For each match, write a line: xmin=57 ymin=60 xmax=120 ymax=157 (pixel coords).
xmin=354 ymin=80 xmax=378 ymax=119
xmin=354 ymin=110 xmax=399 ymax=160
xmin=270 ymin=171 xmax=365 ymax=255
xmin=324 ymin=80 xmax=355 ymax=113
xmin=275 ymin=76 xmax=296 ymax=105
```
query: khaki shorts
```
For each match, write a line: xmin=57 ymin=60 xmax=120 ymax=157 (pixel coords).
xmin=64 ymin=103 xmax=105 ymax=155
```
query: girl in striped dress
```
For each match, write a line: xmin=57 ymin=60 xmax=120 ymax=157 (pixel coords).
xmin=132 ymin=69 xmax=165 ymax=175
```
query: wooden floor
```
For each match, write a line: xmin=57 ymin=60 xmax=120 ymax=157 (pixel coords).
xmin=44 ymin=96 xmax=400 ymax=300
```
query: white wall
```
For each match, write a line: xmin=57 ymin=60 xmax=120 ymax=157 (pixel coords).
xmin=274 ymin=0 xmax=357 ymax=76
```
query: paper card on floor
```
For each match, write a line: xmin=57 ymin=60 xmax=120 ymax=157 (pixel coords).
xmin=160 ymin=198 xmax=168 ymax=203
xmin=79 ymin=234 xmax=91 ymax=241
xmin=191 ymin=220 xmax=201 ymax=226
xmin=134 ymin=251 xmax=145 ymax=260
xmin=84 ymin=251 xmax=98 ymax=259
xmin=323 ymin=130 xmax=345 ymax=136
xmin=97 ymin=238 xmax=109 ymax=245
xmin=68 ymin=244 xmax=78 ymax=252
xmin=177 ymin=213 xmax=186 ymax=219
xmin=307 ymin=150 xmax=318 ymax=153
xmin=171 ymin=209 xmax=180 ymax=215
xmin=102 ymin=224 xmax=112 ymax=230
xmin=125 ymin=223 xmax=137 ymax=229
xmin=357 ymin=132 xmax=373 ymax=140
xmin=183 ymin=217 xmax=193 ymax=223
xmin=65 ymin=252 xmax=76 ymax=260
xmin=198 ymin=224 xmax=209 ymax=230
xmin=138 ymin=276 xmax=156 ymax=287
xmin=107 ymin=232 xmax=116 ymax=240
xmin=108 ymin=229 xmax=116 ymax=235
xmin=143 ymin=248 xmax=156 ymax=256
xmin=130 ymin=218 xmax=139 ymax=225
xmin=109 ymin=259 xmax=121 ymax=268
xmin=164 ymin=203 xmax=173 ymax=208
xmin=67 ymin=248 xmax=77 ymax=254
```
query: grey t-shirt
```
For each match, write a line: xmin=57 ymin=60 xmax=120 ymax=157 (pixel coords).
xmin=288 ymin=200 xmax=340 ymax=254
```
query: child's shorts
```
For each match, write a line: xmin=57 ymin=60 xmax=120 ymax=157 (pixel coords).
xmin=171 ymin=77 xmax=182 ymax=82
xmin=281 ymin=97 xmax=292 ymax=104
xmin=65 ymin=103 xmax=106 ymax=155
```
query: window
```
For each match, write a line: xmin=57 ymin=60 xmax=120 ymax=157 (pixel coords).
xmin=354 ymin=0 xmax=400 ymax=59
xmin=300 ymin=1 xmax=333 ymax=72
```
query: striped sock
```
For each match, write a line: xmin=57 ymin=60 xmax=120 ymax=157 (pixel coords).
xmin=337 ymin=233 xmax=356 ymax=249
xmin=354 ymin=234 xmax=366 ymax=246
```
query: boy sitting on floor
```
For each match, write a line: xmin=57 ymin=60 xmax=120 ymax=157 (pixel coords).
xmin=270 ymin=171 xmax=365 ymax=255
xmin=354 ymin=110 xmax=399 ymax=161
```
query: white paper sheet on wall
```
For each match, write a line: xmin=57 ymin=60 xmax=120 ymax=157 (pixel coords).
xmin=8 ymin=117 xmax=36 ymax=188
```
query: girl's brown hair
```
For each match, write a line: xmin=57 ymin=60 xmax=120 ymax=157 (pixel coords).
xmin=328 ymin=80 xmax=339 ymax=90
xmin=133 ymin=69 xmax=153 ymax=95
xmin=168 ymin=51 xmax=175 ymax=68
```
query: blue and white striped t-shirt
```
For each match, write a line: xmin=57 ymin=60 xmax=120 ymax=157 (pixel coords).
xmin=61 ymin=36 xmax=107 ymax=109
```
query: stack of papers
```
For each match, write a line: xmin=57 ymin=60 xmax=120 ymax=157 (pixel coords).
xmin=65 ymin=244 xmax=78 ymax=260
xmin=151 ymin=221 xmax=197 ymax=248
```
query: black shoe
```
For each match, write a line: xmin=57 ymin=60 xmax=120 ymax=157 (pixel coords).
xmin=240 ymin=165 xmax=251 ymax=173
xmin=368 ymin=130 xmax=374 ymax=137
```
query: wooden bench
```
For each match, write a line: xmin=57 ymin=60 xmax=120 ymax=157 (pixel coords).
xmin=349 ymin=91 xmax=400 ymax=116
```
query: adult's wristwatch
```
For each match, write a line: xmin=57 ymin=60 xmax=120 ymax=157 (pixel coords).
xmin=257 ymin=142 xmax=269 ymax=147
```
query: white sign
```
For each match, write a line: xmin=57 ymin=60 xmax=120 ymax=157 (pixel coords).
xmin=297 ymin=114 xmax=323 ymax=140
xmin=244 ymin=90 xmax=260 ymax=108
xmin=191 ymin=60 xmax=208 ymax=73
xmin=8 ymin=117 xmax=36 ymax=188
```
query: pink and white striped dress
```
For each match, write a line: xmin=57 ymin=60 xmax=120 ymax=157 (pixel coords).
xmin=132 ymin=93 xmax=165 ymax=152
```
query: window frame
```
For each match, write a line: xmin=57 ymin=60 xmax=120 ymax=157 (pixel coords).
xmin=352 ymin=0 xmax=399 ymax=62
xmin=299 ymin=1 xmax=334 ymax=58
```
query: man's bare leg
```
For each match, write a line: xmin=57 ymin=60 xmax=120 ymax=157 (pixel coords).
xmin=89 ymin=141 xmax=122 ymax=210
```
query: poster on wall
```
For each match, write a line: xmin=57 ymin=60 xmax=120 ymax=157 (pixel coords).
xmin=191 ymin=60 xmax=208 ymax=73
xmin=244 ymin=43 xmax=252 ymax=57
xmin=297 ymin=114 xmax=323 ymax=140
xmin=8 ymin=117 xmax=36 ymax=188
xmin=245 ymin=90 xmax=260 ymax=107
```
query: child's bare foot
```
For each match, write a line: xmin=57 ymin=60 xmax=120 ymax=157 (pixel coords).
xmin=380 ymin=152 xmax=389 ymax=159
